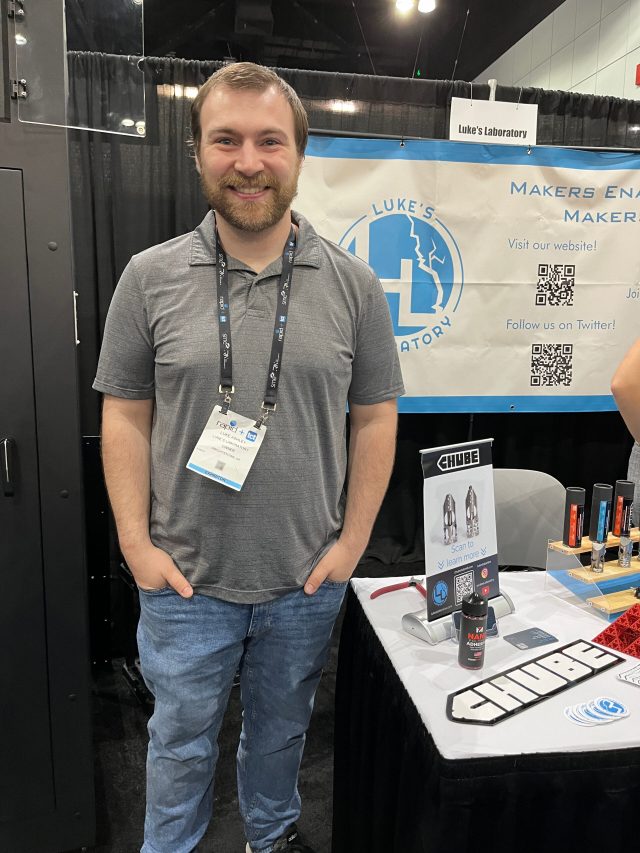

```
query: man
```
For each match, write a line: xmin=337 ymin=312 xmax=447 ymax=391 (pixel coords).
xmin=94 ymin=62 xmax=403 ymax=853
xmin=612 ymin=339 xmax=640 ymax=525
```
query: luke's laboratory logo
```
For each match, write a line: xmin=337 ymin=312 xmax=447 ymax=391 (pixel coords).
xmin=433 ymin=580 xmax=448 ymax=606
xmin=339 ymin=201 xmax=464 ymax=353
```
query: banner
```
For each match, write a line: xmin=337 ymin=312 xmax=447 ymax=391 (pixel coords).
xmin=420 ymin=438 xmax=499 ymax=622
xmin=296 ymin=137 xmax=640 ymax=412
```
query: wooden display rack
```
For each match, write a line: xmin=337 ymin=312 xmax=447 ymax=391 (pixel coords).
xmin=567 ymin=561 xmax=640 ymax=584
xmin=546 ymin=528 xmax=640 ymax=620
xmin=548 ymin=528 xmax=640 ymax=555
xmin=587 ymin=589 xmax=639 ymax=616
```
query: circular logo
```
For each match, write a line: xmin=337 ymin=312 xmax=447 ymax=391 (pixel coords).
xmin=481 ymin=567 xmax=489 ymax=579
xmin=433 ymin=580 xmax=448 ymax=606
xmin=340 ymin=203 xmax=464 ymax=349
xmin=229 ymin=420 xmax=237 ymax=428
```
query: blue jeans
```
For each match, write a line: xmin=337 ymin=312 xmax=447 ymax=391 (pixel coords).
xmin=136 ymin=580 xmax=348 ymax=853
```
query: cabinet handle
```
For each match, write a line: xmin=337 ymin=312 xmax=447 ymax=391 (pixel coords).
xmin=1 ymin=438 xmax=16 ymax=497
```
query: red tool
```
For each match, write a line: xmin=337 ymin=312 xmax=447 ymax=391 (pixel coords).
xmin=370 ymin=576 xmax=427 ymax=600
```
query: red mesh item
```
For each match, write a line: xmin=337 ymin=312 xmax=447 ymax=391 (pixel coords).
xmin=594 ymin=603 xmax=640 ymax=659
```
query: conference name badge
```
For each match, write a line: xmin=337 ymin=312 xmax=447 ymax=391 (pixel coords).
xmin=186 ymin=405 xmax=265 ymax=492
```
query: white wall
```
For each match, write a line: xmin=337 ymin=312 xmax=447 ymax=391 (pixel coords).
xmin=475 ymin=0 xmax=640 ymax=99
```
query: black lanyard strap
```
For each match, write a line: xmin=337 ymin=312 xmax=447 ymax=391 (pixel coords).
xmin=215 ymin=224 xmax=296 ymax=422
xmin=215 ymin=241 xmax=233 ymax=400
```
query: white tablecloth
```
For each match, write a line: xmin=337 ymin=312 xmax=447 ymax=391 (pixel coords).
xmin=351 ymin=572 xmax=640 ymax=760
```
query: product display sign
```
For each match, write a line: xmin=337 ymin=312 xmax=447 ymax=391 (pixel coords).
xmin=421 ymin=438 xmax=498 ymax=622
xmin=447 ymin=640 xmax=624 ymax=725
xmin=296 ymin=137 xmax=640 ymax=412
xmin=449 ymin=98 xmax=538 ymax=146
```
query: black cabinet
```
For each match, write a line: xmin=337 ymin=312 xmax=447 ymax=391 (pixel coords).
xmin=0 ymin=168 xmax=57 ymax=824
xmin=0 ymin=8 xmax=94 ymax=847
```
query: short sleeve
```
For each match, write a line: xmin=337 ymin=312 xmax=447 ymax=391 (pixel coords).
xmin=348 ymin=271 xmax=405 ymax=405
xmin=92 ymin=259 xmax=155 ymax=399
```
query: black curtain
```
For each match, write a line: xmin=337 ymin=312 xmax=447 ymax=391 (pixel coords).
xmin=70 ymin=52 xmax=638 ymax=570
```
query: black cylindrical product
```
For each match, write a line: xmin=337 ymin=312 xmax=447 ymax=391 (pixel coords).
xmin=588 ymin=484 xmax=613 ymax=542
xmin=458 ymin=592 xmax=488 ymax=670
xmin=612 ymin=480 xmax=634 ymax=537
xmin=589 ymin=483 xmax=613 ymax=573
xmin=562 ymin=487 xmax=585 ymax=548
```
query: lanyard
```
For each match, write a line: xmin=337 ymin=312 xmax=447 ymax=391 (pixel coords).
xmin=215 ymin=225 xmax=296 ymax=427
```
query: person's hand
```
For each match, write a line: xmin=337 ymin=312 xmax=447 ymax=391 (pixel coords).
xmin=123 ymin=542 xmax=193 ymax=598
xmin=304 ymin=540 xmax=360 ymax=595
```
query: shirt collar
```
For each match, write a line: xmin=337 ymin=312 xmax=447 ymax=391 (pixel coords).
xmin=188 ymin=209 xmax=321 ymax=270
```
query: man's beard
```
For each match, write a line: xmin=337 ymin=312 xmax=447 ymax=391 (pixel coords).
xmin=200 ymin=169 xmax=300 ymax=233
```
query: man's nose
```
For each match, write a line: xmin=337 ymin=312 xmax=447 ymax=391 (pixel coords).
xmin=234 ymin=142 xmax=264 ymax=176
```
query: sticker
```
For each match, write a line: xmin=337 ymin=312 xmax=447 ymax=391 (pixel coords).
xmin=447 ymin=640 xmax=624 ymax=725
xmin=564 ymin=697 xmax=629 ymax=726
xmin=592 ymin=696 xmax=629 ymax=718
xmin=564 ymin=706 xmax=596 ymax=727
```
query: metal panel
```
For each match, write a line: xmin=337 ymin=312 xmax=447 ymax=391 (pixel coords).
xmin=0 ymin=168 xmax=55 ymax=822
xmin=0 ymin=2 xmax=94 ymax=849
xmin=0 ymin=1 xmax=8 ymax=120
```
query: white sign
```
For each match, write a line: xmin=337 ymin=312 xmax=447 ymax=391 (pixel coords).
xmin=296 ymin=136 xmax=640 ymax=413
xmin=449 ymin=97 xmax=538 ymax=145
xmin=420 ymin=438 xmax=498 ymax=622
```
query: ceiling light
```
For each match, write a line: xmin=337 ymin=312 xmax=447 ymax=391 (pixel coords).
xmin=15 ymin=34 xmax=27 ymax=45
xmin=330 ymin=100 xmax=356 ymax=113
xmin=396 ymin=0 xmax=415 ymax=13
xmin=418 ymin=0 xmax=436 ymax=11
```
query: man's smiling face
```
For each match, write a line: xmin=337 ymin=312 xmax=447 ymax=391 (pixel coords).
xmin=196 ymin=84 xmax=303 ymax=233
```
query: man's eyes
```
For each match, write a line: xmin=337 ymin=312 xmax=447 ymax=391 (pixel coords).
xmin=211 ymin=138 xmax=282 ymax=147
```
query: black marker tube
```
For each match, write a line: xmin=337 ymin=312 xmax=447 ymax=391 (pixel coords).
xmin=588 ymin=483 xmax=612 ymax=574
xmin=562 ymin=487 xmax=585 ymax=548
xmin=613 ymin=480 xmax=634 ymax=567
xmin=458 ymin=592 xmax=487 ymax=670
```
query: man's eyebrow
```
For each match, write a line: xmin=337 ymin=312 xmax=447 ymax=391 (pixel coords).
xmin=205 ymin=127 xmax=289 ymax=138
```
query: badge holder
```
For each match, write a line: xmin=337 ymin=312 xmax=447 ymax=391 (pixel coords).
xmin=401 ymin=591 xmax=515 ymax=645
xmin=219 ymin=384 xmax=234 ymax=413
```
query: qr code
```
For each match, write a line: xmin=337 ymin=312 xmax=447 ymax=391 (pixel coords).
xmin=536 ymin=263 xmax=575 ymax=306
xmin=530 ymin=343 xmax=573 ymax=387
xmin=454 ymin=571 xmax=474 ymax=605
xmin=215 ymin=460 xmax=225 ymax=471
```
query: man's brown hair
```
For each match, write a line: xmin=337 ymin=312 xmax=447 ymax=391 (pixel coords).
xmin=190 ymin=62 xmax=309 ymax=157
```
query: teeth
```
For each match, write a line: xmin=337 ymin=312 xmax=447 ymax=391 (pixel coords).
xmin=232 ymin=187 xmax=265 ymax=195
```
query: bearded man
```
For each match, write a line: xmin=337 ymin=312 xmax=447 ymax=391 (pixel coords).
xmin=94 ymin=62 xmax=403 ymax=853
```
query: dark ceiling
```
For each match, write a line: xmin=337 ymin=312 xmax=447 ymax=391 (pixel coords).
xmin=141 ymin=0 xmax=565 ymax=81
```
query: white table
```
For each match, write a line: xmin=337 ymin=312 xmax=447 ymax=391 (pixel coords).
xmin=332 ymin=571 xmax=640 ymax=853
xmin=352 ymin=571 xmax=640 ymax=759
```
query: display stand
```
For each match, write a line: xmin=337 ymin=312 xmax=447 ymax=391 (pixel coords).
xmin=545 ymin=528 xmax=640 ymax=621
xmin=402 ymin=590 xmax=515 ymax=644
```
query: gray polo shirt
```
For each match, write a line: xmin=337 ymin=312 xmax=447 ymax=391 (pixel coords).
xmin=93 ymin=210 xmax=404 ymax=602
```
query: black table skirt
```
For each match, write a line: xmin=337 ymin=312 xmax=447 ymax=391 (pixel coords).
xmin=332 ymin=587 xmax=640 ymax=853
